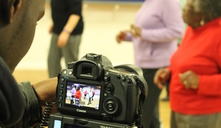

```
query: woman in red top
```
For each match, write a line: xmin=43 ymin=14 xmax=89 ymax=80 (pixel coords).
xmin=75 ymin=87 xmax=81 ymax=100
xmin=154 ymin=0 xmax=221 ymax=128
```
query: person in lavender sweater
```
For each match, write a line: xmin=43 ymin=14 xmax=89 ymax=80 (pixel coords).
xmin=116 ymin=0 xmax=185 ymax=127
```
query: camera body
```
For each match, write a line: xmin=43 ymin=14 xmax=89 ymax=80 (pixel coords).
xmin=56 ymin=53 xmax=147 ymax=125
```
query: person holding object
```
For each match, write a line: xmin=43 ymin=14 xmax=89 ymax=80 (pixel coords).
xmin=47 ymin=0 xmax=84 ymax=78
xmin=116 ymin=0 xmax=185 ymax=127
xmin=154 ymin=0 xmax=221 ymax=127
xmin=0 ymin=0 xmax=57 ymax=127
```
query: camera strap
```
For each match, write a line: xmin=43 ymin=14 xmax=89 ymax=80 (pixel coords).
xmin=134 ymin=77 xmax=146 ymax=128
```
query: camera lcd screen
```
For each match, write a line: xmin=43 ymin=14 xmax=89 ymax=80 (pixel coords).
xmin=65 ymin=81 xmax=101 ymax=110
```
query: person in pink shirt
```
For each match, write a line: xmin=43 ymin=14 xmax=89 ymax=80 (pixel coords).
xmin=116 ymin=0 xmax=185 ymax=127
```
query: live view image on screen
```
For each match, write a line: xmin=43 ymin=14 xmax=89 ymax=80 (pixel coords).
xmin=65 ymin=81 xmax=101 ymax=110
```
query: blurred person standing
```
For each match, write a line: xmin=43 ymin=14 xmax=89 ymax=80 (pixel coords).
xmin=71 ymin=85 xmax=76 ymax=105
xmin=154 ymin=0 xmax=221 ymax=128
xmin=87 ymin=89 xmax=93 ymax=105
xmin=75 ymin=86 xmax=82 ymax=105
xmin=48 ymin=0 xmax=84 ymax=78
xmin=75 ymin=86 xmax=81 ymax=100
xmin=84 ymin=89 xmax=87 ymax=99
xmin=116 ymin=0 xmax=185 ymax=127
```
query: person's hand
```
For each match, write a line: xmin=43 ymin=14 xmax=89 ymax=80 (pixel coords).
xmin=116 ymin=31 xmax=127 ymax=43
xmin=154 ymin=68 xmax=171 ymax=89
xmin=179 ymin=70 xmax=199 ymax=89
xmin=32 ymin=77 xmax=58 ymax=113
xmin=130 ymin=24 xmax=141 ymax=37
xmin=49 ymin=24 xmax=53 ymax=34
xmin=57 ymin=31 xmax=70 ymax=48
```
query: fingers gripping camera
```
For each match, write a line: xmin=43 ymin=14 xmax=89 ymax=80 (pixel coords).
xmin=56 ymin=53 xmax=148 ymax=125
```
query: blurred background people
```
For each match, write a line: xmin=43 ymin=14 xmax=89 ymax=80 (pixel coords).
xmin=87 ymin=89 xmax=93 ymax=105
xmin=75 ymin=86 xmax=82 ymax=100
xmin=47 ymin=0 xmax=84 ymax=78
xmin=75 ymin=86 xmax=82 ymax=105
xmin=154 ymin=0 xmax=221 ymax=127
xmin=116 ymin=0 xmax=185 ymax=127
xmin=71 ymin=85 xmax=76 ymax=105
xmin=84 ymin=89 xmax=87 ymax=99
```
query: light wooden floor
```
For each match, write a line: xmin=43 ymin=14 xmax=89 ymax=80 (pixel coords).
xmin=13 ymin=69 xmax=171 ymax=128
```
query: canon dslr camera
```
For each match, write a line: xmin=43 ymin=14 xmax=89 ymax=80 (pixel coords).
xmin=56 ymin=53 xmax=148 ymax=126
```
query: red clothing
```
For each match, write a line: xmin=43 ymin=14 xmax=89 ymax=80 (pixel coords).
xmin=75 ymin=90 xmax=81 ymax=99
xmin=169 ymin=18 xmax=221 ymax=115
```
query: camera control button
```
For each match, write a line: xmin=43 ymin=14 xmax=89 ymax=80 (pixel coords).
xmin=107 ymin=102 xmax=115 ymax=111
xmin=104 ymin=73 xmax=110 ymax=81
xmin=61 ymin=78 xmax=65 ymax=82
xmin=104 ymin=75 xmax=110 ymax=82
xmin=104 ymin=93 xmax=108 ymax=97
xmin=103 ymin=99 xmax=118 ymax=114
xmin=59 ymin=96 xmax=63 ymax=101
xmin=127 ymin=78 xmax=132 ymax=84
xmin=121 ymin=75 xmax=126 ymax=81
xmin=63 ymin=70 xmax=67 ymax=74
xmin=68 ymin=71 xmax=72 ymax=75
xmin=59 ymin=90 xmax=63 ymax=94
xmin=106 ymin=84 xmax=113 ymax=93
xmin=60 ymin=84 xmax=64 ymax=88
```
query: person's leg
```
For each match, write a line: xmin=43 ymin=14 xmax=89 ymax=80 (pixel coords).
xmin=150 ymin=101 xmax=161 ymax=128
xmin=141 ymin=68 xmax=162 ymax=128
xmin=47 ymin=33 xmax=62 ymax=78
xmin=214 ymin=113 xmax=221 ymax=128
xmin=88 ymin=97 xmax=91 ymax=105
xmin=71 ymin=96 xmax=75 ymax=105
xmin=62 ymin=34 xmax=81 ymax=66
xmin=170 ymin=111 xmax=178 ymax=128
xmin=172 ymin=111 xmax=221 ymax=128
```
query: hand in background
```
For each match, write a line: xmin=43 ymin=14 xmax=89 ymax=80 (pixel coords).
xmin=130 ymin=24 xmax=141 ymax=37
xmin=179 ymin=70 xmax=199 ymax=89
xmin=154 ymin=68 xmax=171 ymax=89
xmin=57 ymin=31 xmax=70 ymax=48
xmin=116 ymin=31 xmax=127 ymax=43
xmin=49 ymin=24 xmax=53 ymax=34
xmin=32 ymin=77 xmax=58 ymax=114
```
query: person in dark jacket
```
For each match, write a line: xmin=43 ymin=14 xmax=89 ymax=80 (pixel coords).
xmin=47 ymin=0 xmax=84 ymax=78
xmin=0 ymin=0 xmax=57 ymax=127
